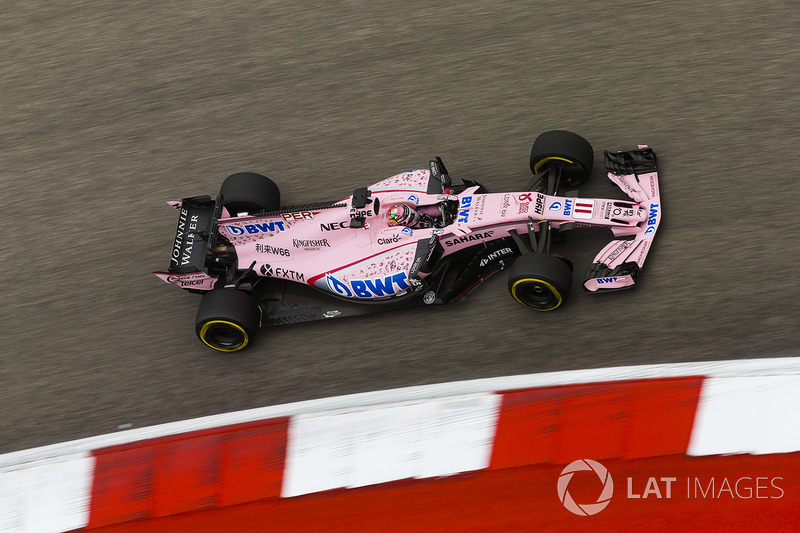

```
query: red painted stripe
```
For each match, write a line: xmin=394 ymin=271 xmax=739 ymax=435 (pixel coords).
xmin=218 ymin=422 xmax=290 ymax=506
xmin=80 ymin=453 xmax=800 ymax=533
xmin=489 ymin=378 xmax=703 ymax=469
xmin=88 ymin=417 xmax=289 ymax=528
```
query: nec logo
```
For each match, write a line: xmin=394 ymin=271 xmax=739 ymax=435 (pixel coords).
xmin=225 ymin=221 xmax=286 ymax=236
xmin=458 ymin=196 xmax=472 ymax=223
xmin=320 ymin=221 xmax=350 ymax=231
xmin=596 ymin=277 xmax=618 ymax=284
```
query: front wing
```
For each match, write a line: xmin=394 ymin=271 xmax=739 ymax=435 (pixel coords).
xmin=584 ymin=147 xmax=661 ymax=292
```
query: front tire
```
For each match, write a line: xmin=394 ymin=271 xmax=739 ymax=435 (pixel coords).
xmin=508 ymin=253 xmax=573 ymax=311
xmin=530 ymin=130 xmax=594 ymax=188
xmin=195 ymin=289 xmax=261 ymax=352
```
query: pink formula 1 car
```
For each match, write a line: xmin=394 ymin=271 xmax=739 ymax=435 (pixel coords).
xmin=155 ymin=131 xmax=660 ymax=352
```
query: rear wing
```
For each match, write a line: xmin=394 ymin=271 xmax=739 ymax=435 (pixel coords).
xmin=153 ymin=195 xmax=221 ymax=290
xmin=584 ymin=147 xmax=660 ymax=292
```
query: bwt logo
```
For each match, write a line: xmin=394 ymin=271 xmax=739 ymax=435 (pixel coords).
xmin=644 ymin=203 xmax=659 ymax=235
xmin=596 ymin=277 xmax=618 ymax=284
xmin=458 ymin=196 xmax=472 ymax=223
xmin=225 ymin=221 xmax=286 ymax=236
xmin=549 ymin=201 xmax=562 ymax=211
xmin=325 ymin=272 xmax=410 ymax=298
xmin=648 ymin=204 xmax=659 ymax=225
xmin=557 ymin=459 xmax=614 ymax=516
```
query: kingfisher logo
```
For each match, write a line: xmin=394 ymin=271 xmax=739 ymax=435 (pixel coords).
xmin=225 ymin=221 xmax=286 ymax=236
xmin=557 ymin=459 xmax=614 ymax=516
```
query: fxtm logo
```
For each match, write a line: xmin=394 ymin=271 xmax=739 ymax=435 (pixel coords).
xmin=225 ymin=221 xmax=286 ymax=236
xmin=260 ymin=264 xmax=304 ymax=281
xmin=557 ymin=459 xmax=614 ymax=516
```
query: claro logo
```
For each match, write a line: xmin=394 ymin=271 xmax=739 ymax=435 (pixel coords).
xmin=557 ymin=459 xmax=614 ymax=516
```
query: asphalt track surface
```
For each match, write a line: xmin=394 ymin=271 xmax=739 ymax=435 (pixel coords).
xmin=1 ymin=2 xmax=798 ymax=454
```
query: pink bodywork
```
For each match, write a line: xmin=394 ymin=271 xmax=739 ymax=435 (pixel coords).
xmin=158 ymin=152 xmax=660 ymax=297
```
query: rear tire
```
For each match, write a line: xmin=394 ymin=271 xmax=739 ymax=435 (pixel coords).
xmin=508 ymin=253 xmax=573 ymax=311
xmin=195 ymin=289 xmax=261 ymax=352
xmin=530 ymin=130 xmax=594 ymax=188
xmin=220 ymin=172 xmax=280 ymax=215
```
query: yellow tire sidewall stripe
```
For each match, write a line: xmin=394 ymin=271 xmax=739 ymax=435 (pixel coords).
xmin=511 ymin=278 xmax=563 ymax=311
xmin=533 ymin=156 xmax=575 ymax=174
xmin=199 ymin=320 xmax=249 ymax=352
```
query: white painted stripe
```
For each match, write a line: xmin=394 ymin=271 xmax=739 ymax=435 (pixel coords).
xmin=0 ymin=452 xmax=94 ymax=533
xmin=688 ymin=376 xmax=800 ymax=456
xmin=416 ymin=394 xmax=500 ymax=478
xmin=281 ymin=393 xmax=500 ymax=497
xmin=2 ymin=357 xmax=800 ymax=470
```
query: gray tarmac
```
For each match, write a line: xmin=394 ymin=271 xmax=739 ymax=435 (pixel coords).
xmin=1 ymin=1 xmax=798 ymax=453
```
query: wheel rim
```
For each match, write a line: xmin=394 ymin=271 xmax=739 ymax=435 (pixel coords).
xmin=511 ymin=278 xmax=563 ymax=311
xmin=199 ymin=320 xmax=249 ymax=352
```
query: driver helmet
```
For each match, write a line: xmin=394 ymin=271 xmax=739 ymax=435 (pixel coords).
xmin=387 ymin=204 xmax=420 ymax=227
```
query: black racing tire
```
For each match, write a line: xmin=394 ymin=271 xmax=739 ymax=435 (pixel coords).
xmin=220 ymin=172 xmax=280 ymax=215
xmin=195 ymin=288 xmax=261 ymax=352
xmin=508 ymin=252 xmax=573 ymax=311
xmin=529 ymin=130 xmax=594 ymax=188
